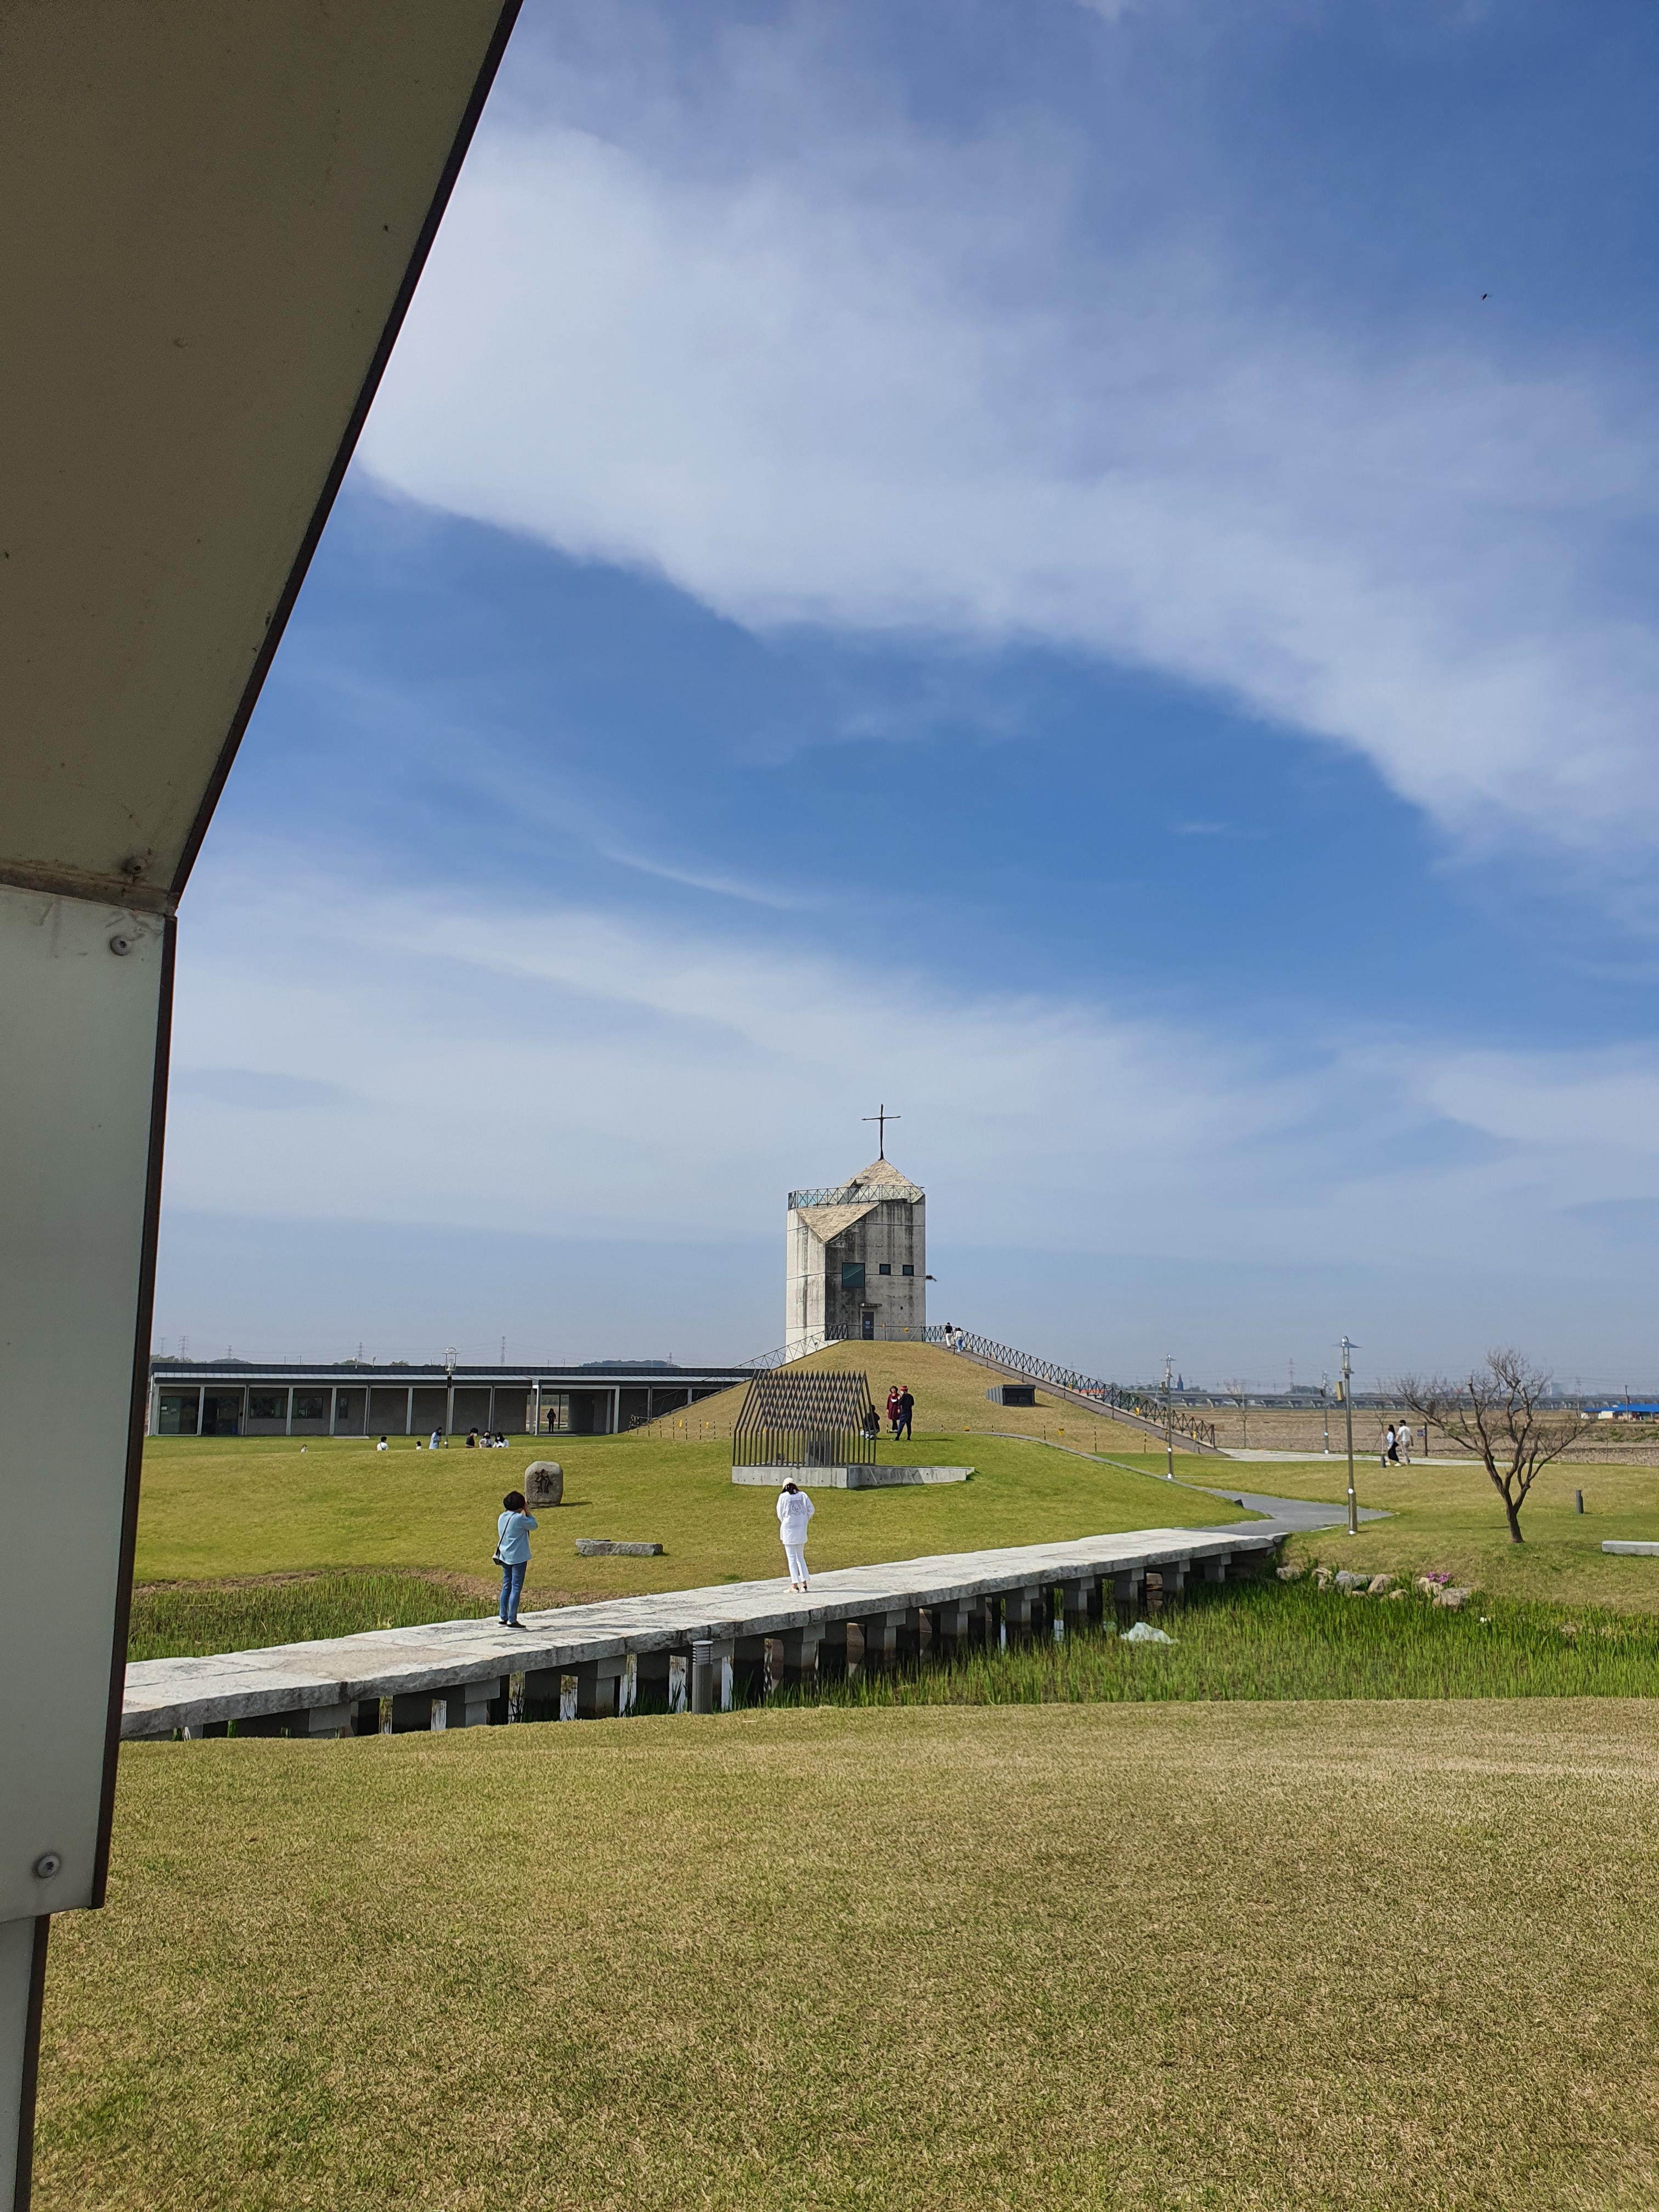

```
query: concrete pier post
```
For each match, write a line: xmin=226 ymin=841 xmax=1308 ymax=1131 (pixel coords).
xmin=521 ymin=1667 xmax=563 ymax=1721
xmin=1060 ymin=1580 xmax=1091 ymax=1639
xmin=1201 ymin=1554 xmax=1231 ymax=1586
xmin=733 ymin=1635 xmax=770 ymax=1702
xmin=290 ymin=1701 xmax=355 ymax=1739
xmin=775 ymin=1625 xmax=823 ymax=1692
xmin=934 ymin=1599 xmax=972 ymax=1653
xmin=668 ymin=1653 xmax=689 ymax=1713
xmin=1112 ymin=1570 xmax=1144 ymax=1626
xmin=442 ymin=1678 xmax=506 ymax=1730
xmin=816 ymin=1620 xmax=852 ymax=1679
xmin=569 ymin=1657 xmax=628 ymax=1719
xmin=1002 ymin=1588 xmax=1036 ymax=1643
xmin=634 ymin=1650 xmax=676 ymax=1713
xmin=861 ymin=1611 xmax=904 ymax=1669
xmin=1160 ymin=1561 xmax=1189 ymax=1605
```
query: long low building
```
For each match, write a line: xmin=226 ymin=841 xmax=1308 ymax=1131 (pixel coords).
xmin=148 ymin=1357 xmax=752 ymax=1440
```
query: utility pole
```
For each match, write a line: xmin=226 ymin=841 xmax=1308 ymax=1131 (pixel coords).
xmin=1340 ymin=1335 xmax=1358 ymax=1535
xmin=1163 ymin=1353 xmax=1175 ymax=1480
xmin=1321 ymin=1371 xmax=1330 ymax=1456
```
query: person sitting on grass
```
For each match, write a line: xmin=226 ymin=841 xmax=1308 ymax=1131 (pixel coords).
xmin=376 ymin=1436 xmax=389 ymax=1452
xmin=862 ymin=1402 xmax=882 ymax=1444
xmin=495 ymin=1488 xmax=538 ymax=1628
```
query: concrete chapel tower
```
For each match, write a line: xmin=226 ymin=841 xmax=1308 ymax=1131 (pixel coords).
xmin=785 ymin=1152 xmax=926 ymax=1357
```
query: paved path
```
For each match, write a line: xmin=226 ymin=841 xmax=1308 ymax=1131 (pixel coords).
xmin=977 ymin=1434 xmax=1391 ymax=1537
xmin=1220 ymin=1448 xmax=1466 ymax=1466
xmin=123 ymin=1523 xmax=1279 ymax=1739
xmin=1192 ymin=1486 xmax=1392 ymax=1535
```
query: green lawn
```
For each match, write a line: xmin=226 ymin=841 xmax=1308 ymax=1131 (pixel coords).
xmin=37 ymin=1698 xmax=1659 ymax=2211
xmin=1173 ymin=1449 xmax=1659 ymax=1612
xmin=133 ymin=1430 xmax=1253 ymax=1607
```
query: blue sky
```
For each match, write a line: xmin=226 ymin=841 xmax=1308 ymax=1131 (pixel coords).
xmin=156 ymin=0 xmax=1659 ymax=1390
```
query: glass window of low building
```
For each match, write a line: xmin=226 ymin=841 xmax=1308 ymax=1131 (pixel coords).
xmin=157 ymin=1392 xmax=198 ymax=1436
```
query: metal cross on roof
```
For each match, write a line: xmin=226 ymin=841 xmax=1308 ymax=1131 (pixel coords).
xmin=861 ymin=1103 xmax=900 ymax=1158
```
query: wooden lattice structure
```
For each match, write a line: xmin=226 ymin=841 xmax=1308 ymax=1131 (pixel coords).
xmin=732 ymin=1369 xmax=877 ymax=1468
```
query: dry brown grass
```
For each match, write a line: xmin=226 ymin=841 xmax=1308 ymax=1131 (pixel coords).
xmin=36 ymin=1699 xmax=1659 ymax=2210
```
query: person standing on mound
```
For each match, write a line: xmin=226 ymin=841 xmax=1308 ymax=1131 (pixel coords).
xmin=494 ymin=1488 xmax=538 ymax=1627
xmin=777 ymin=1479 xmax=815 ymax=1592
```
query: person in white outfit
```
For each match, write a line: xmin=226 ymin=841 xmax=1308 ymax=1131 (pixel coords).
xmin=777 ymin=1479 xmax=815 ymax=1590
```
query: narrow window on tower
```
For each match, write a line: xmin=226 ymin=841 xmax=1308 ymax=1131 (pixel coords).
xmin=878 ymin=1263 xmax=891 ymax=1275
xmin=901 ymin=1264 xmax=915 ymax=1276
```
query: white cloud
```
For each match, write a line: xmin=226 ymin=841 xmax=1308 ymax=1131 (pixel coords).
xmin=166 ymin=854 xmax=1305 ymax=1249
xmin=359 ymin=61 xmax=1659 ymax=855
xmin=162 ymin=853 xmax=1659 ymax=1292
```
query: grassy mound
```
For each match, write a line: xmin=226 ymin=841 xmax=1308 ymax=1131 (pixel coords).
xmin=39 ymin=1701 xmax=1659 ymax=2209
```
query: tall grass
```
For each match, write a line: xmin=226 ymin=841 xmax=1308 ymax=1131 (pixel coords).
xmin=810 ymin=1579 xmax=1659 ymax=1707
xmin=127 ymin=1573 xmax=494 ymax=1661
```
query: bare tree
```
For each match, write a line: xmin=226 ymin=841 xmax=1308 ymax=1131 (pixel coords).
xmin=1222 ymin=1378 xmax=1251 ymax=1449
xmin=1394 ymin=1348 xmax=1583 ymax=1543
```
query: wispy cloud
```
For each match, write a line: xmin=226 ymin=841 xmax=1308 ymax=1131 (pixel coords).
xmin=164 ymin=853 xmax=1659 ymax=1283
xmin=361 ymin=20 xmax=1659 ymax=866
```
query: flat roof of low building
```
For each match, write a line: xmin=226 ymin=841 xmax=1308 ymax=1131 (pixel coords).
xmin=150 ymin=1358 xmax=750 ymax=1387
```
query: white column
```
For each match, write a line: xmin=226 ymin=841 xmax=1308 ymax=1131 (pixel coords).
xmin=328 ymin=1386 xmax=338 ymax=1437
xmin=0 ymin=889 xmax=172 ymax=2198
xmin=196 ymin=1383 xmax=206 ymax=1436
xmin=285 ymin=1386 xmax=293 ymax=1437
xmin=405 ymin=1386 xmax=415 ymax=1436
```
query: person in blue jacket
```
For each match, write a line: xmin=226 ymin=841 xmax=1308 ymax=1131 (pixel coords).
xmin=495 ymin=1488 xmax=538 ymax=1627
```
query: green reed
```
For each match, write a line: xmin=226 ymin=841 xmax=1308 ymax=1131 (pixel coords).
xmin=128 ymin=1572 xmax=494 ymax=1661
xmin=811 ymin=1578 xmax=1659 ymax=1708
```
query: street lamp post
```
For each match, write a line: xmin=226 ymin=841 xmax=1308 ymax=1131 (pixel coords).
xmin=1163 ymin=1354 xmax=1175 ymax=1480
xmin=1321 ymin=1372 xmax=1330 ymax=1456
xmin=1340 ymin=1335 xmax=1359 ymax=1536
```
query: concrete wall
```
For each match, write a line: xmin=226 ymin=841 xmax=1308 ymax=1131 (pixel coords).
xmin=786 ymin=1197 xmax=926 ymax=1356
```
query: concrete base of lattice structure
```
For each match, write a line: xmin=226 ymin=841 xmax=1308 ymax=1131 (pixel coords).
xmin=731 ymin=1463 xmax=972 ymax=1489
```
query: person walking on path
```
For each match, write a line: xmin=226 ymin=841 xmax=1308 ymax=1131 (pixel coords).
xmin=896 ymin=1385 xmax=915 ymax=1441
xmin=777 ymin=1479 xmax=815 ymax=1591
xmin=495 ymin=1488 xmax=538 ymax=1627
xmin=1381 ymin=1423 xmax=1396 ymax=1468
xmin=886 ymin=1384 xmax=901 ymax=1438
xmin=1397 ymin=1421 xmax=1413 ymax=1465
